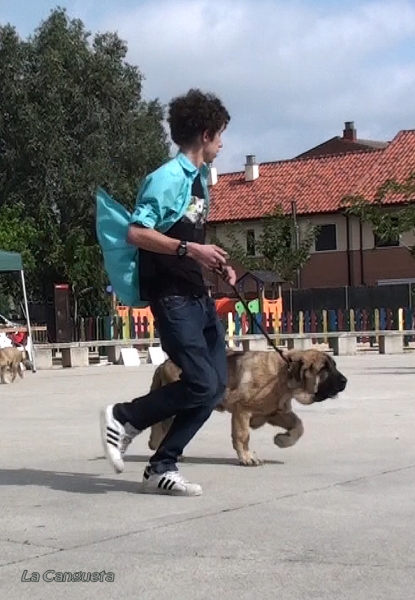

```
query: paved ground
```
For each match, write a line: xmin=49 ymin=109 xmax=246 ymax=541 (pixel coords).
xmin=1 ymin=352 xmax=414 ymax=599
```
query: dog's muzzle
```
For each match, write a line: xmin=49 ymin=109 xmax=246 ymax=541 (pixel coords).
xmin=313 ymin=371 xmax=347 ymax=403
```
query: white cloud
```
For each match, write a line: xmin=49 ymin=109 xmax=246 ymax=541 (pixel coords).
xmin=99 ymin=0 xmax=415 ymax=172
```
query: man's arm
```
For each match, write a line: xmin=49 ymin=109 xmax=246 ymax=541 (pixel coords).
xmin=127 ymin=172 xmax=229 ymax=268
xmin=126 ymin=224 xmax=181 ymax=255
xmin=127 ymin=171 xmax=183 ymax=254
xmin=127 ymin=224 xmax=216 ymax=261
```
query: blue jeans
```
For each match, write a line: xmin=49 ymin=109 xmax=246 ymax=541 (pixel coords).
xmin=113 ymin=294 xmax=227 ymax=474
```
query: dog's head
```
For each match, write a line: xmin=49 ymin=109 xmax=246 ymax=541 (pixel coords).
xmin=286 ymin=349 xmax=347 ymax=405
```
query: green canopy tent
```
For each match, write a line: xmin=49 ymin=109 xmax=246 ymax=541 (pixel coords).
xmin=0 ymin=250 xmax=35 ymax=372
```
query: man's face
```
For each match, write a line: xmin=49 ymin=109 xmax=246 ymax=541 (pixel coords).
xmin=201 ymin=126 xmax=225 ymax=163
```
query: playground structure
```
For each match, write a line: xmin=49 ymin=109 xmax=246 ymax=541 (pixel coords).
xmin=109 ymin=269 xmax=283 ymax=343
xmin=113 ymin=296 xmax=283 ymax=343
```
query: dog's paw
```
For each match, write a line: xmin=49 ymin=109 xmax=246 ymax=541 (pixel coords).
xmin=274 ymin=433 xmax=294 ymax=448
xmin=238 ymin=452 xmax=264 ymax=466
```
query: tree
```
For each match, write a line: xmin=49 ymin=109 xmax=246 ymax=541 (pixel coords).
xmin=210 ymin=206 xmax=319 ymax=285
xmin=0 ymin=204 xmax=38 ymax=311
xmin=342 ymin=172 xmax=415 ymax=256
xmin=0 ymin=8 xmax=170 ymax=315
xmin=0 ymin=205 xmax=37 ymax=272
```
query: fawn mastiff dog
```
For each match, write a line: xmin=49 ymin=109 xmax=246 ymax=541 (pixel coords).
xmin=0 ymin=346 xmax=27 ymax=384
xmin=148 ymin=348 xmax=348 ymax=465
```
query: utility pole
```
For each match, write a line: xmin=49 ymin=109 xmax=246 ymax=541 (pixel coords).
xmin=291 ymin=200 xmax=301 ymax=289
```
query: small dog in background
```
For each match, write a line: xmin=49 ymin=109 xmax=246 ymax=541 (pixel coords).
xmin=0 ymin=347 xmax=28 ymax=384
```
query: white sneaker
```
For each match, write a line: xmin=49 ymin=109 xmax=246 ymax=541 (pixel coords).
xmin=100 ymin=404 xmax=141 ymax=474
xmin=141 ymin=466 xmax=202 ymax=496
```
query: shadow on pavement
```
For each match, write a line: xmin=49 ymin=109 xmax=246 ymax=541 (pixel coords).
xmin=0 ymin=454 xmax=283 ymax=495
xmin=126 ymin=454 xmax=283 ymax=466
xmin=0 ymin=468 xmax=139 ymax=494
xmin=91 ymin=453 xmax=284 ymax=466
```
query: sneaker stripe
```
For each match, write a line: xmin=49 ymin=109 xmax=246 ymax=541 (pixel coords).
xmin=166 ymin=480 xmax=177 ymax=491
xmin=160 ymin=477 xmax=174 ymax=491
xmin=107 ymin=432 xmax=120 ymax=443
xmin=106 ymin=439 xmax=120 ymax=449
xmin=159 ymin=477 xmax=169 ymax=490
xmin=107 ymin=427 xmax=121 ymax=438
xmin=106 ymin=438 xmax=120 ymax=447
xmin=107 ymin=426 xmax=119 ymax=436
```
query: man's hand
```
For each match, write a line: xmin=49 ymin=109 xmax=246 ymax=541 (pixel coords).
xmin=219 ymin=264 xmax=237 ymax=286
xmin=187 ymin=242 xmax=229 ymax=270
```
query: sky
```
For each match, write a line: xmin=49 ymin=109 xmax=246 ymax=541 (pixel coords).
xmin=1 ymin=0 xmax=415 ymax=173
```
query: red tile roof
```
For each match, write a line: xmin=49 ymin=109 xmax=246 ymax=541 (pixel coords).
xmin=208 ymin=130 xmax=415 ymax=222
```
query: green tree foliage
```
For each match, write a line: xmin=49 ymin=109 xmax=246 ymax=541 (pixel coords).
xmin=0 ymin=204 xmax=38 ymax=308
xmin=0 ymin=8 xmax=170 ymax=315
xmin=0 ymin=205 xmax=37 ymax=271
xmin=342 ymin=172 xmax=415 ymax=255
xmin=210 ymin=206 xmax=319 ymax=285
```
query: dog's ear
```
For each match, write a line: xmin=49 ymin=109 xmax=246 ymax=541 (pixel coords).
xmin=287 ymin=356 xmax=304 ymax=384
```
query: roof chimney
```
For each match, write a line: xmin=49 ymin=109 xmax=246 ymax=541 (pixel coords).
xmin=343 ymin=121 xmax=357 ymax=142
xmin=245 ymin=154 xmax=259 ymax=182
xmin=207 ymin=163 xmax=217 ymax=186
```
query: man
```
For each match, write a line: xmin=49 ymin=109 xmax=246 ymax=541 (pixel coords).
xmin=100 ymin=89 xmax=235 ymax=496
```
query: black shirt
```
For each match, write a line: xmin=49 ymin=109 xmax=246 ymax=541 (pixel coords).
xmin=139 ymin=174 xmax=208 ymax=301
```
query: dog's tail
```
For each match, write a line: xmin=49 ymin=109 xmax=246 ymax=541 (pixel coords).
xmin=150 ymin=364 xmax=164 ymax=392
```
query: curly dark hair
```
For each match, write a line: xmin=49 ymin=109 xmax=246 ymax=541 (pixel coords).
xmin=167 ymin=88 xmax=230 ymax=147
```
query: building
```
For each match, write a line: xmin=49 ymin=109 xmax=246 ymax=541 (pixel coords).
xmin=207 ymin=122 xmax=415 ymax=295
xmin=294 ymin=121 xmax=388 ymax=159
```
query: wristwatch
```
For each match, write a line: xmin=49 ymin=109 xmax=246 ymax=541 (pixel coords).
xmin=176 ymin=240 xmax=188 ymax=257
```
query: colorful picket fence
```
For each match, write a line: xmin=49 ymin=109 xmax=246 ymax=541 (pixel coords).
xmin=71 ymin=307 xmax=415 ymax=343
xmin=72 ymin=314 xmax=154 ymax=342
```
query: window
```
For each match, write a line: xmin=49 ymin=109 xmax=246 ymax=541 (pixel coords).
xmin=374 ymin=219 xmax=400 ymax=248
xmin=315 ymin=224 xmax=337 ymax=252
xmin=374 ymin=233 xmax=400 ymax=248
xmin=246 ymin=229 xmax=256 ymax=256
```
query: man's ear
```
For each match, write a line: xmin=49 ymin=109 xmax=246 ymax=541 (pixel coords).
xmin=287 ymin=357 xmax=304 ymax=385
xmin=201 ymin=129 xmax=213 ymax=143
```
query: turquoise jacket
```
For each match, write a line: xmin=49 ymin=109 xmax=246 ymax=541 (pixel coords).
xmin=96 ymin=152 xmax=210 ymax=307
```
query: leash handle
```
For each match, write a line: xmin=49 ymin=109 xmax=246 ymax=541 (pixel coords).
xmin=215 ymin=265 xmax=289 ymax=363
